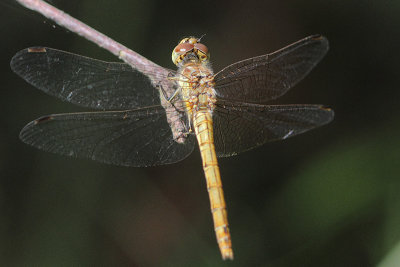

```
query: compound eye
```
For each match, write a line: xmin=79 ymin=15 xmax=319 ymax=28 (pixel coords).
xmin=194 ymin=43 xmax=209 ymax=60
xmin=174 ymin=43 xmax=194 ymax=54
xmin=194 ymin=43 xmax=208 ymax=54
xmin=187 ymin=37 xmax=198 ymax=44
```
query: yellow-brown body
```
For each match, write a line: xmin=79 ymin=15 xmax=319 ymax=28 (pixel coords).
xmin=177 ymin=61 xmax=233 ymax=260
xmin=193 ymin=110 xmax=233 ymax=260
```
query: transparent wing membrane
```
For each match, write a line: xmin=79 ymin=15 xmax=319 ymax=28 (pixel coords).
xmin=11 ymin=47 xmax=177 ymax=110
xmin=213 ymin=101 xmax=334 ymax=157
xmin=20 ymin=106 xmax=195 ymax=167
xmin=214 ymin=35 xmax=329 ymax=103
xmin=13 ymin=35 xmax=333 ymax=166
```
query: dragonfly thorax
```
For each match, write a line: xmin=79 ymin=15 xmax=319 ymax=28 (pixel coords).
xmin=177 ymin=62 xmax=216 ymax=114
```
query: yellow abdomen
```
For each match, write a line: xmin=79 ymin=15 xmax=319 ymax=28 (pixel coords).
xmin=193 ymin=109 xmax=233 ymax=260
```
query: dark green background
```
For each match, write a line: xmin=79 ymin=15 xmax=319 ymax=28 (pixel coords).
xmin=1 ymin=0 xmax=399 ymax=266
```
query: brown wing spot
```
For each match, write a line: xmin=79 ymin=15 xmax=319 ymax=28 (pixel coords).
xmin=34 ymin=116 xmax=54 ymax=124
xmin=320 ymin=106 xmax=332 ymax=111
xmin=28 ymin=47 xmax=47 ymax=53
xmin=311 ymin=35 xmax=323 ymax=41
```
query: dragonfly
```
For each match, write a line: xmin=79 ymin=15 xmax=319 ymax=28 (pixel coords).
xmin=11 ymin=34 xmax=334 ymax=260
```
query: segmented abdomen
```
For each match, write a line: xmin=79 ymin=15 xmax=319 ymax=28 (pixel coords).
xmin=193 ymin=109 xmax=233 ymax=260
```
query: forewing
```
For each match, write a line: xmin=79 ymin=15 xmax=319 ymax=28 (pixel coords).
xmin=20 ymin=106 xmax=195 ymax=167
xmin=214 ymin=35 xmax=329 ymax=103
xmin=10 ymin=47 xmax=177 ymax=110
xmin=213 ymin=101 xmax=334 ymax=157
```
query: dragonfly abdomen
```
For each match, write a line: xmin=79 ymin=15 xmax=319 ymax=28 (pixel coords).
xmin=193 ymin=109 xmax=233 ymax=260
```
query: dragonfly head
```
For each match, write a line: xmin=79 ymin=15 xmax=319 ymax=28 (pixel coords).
xmin=172 ymin=37 xmax=210 ymax=66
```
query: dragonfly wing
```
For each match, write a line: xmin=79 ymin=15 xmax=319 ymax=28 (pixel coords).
xmin=20 ymin=106 xmax=195 ymax=167
xmin=10 ymin=47 xmax=177 ymax=110
xmin=214 ymin=35 xmax=329 ymax=103
xmin=213 ymin=101 xmax=334 ymax=157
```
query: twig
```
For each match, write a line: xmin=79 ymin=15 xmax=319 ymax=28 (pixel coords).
xmin=15 ymin=0 xmax=167 ymax=77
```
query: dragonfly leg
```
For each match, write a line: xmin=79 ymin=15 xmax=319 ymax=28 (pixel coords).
xmin=175 ymin=130 xmax=190 ymax=140
xmin=187 ymin=119 xmax=193 ymax=134
xmin=165 ymin=87 xmax=180 ymax=103
xmin=175 ymin=112 xmax=193 ymax=143
xmin=182 ymin=114 xmax=193 ymax=136
xmin=158 ymin=83 xmax=183 ymax=121
xmin=158 ymin=75 xmax=182 ymax=103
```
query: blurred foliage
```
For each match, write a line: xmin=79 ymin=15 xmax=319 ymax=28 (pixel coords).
xmin=1 ymin=0 xmax=400 ymax=266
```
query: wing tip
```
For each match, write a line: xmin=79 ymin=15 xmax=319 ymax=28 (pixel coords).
xmin=10 ymin=46 xmax=48 ymax=73
xmin=27 ymin=47 xmax=47 ymax=53
xmin=309 ymin=34 xmax=329 ymax=50
xmin=19 ymin=115 xmax=54 ymax=142
xmin=319 ymin=105 xmax=335 ymax=123
xmin=319 ymin=105 xmax=333 ymax=111
xmin=19 ymin=121 xmax=36 ymax=145
xmin=309 ymin=34 xmax=327 ymax=41
xmin=34 ymin=115 xmax=55 ymax=124
xmin=310 ymin=34 xmax=324 ymax=40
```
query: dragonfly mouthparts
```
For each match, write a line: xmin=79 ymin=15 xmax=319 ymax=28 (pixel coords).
xmin=183 ymin=52 xmax=201 ymax=62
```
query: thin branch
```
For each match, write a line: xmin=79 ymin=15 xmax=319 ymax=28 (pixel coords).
xmin=15 ymin=0 xmax=167 ymax=77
